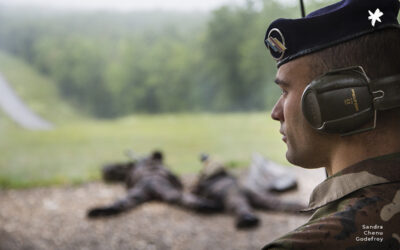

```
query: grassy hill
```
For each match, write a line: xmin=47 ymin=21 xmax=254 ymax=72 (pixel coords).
xmin=0 ymin=51 xmax=288 ymax=189
xmin=0 ymin=50 xmax=78 ymax=126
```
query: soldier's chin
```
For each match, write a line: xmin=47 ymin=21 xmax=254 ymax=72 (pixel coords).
xmin=285 ymin=151 xmax=298 ymax=166
xmin=286 ymin=149 xmax=318 ymax=169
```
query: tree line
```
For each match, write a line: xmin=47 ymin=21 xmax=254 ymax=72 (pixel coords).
xmin=0 ymin=0 xmax=332 ymax=118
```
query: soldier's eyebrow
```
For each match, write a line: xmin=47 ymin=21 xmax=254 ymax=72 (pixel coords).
xmin=274 ymin=78 xmax=290 ymax=87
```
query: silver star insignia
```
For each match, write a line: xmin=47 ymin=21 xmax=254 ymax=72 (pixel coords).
xmin=368 ymin=8 xmax=384 ymax=27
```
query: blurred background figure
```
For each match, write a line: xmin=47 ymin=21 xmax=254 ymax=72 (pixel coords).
xmin=191 ymin=154 xmax=305 ymax=229
xmin=88 ymin=151 xmax=218 ymax=217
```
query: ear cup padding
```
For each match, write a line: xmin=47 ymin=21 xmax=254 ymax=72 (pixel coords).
xmin=302 ymin=88 xmax=322 ymax=128
xmin=321 ymin=107 xmax=374 ymax=133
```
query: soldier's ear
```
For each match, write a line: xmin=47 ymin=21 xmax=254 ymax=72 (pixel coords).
xmin=152 ymin=151 xmax=163 ymax=162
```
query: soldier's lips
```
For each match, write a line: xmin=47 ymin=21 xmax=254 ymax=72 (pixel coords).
xmin=280 ymin=130 xmax=287 ymax=143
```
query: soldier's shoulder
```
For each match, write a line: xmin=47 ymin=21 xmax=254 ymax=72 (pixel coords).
xmin=263 ymin=184 xmax=400 ymax=250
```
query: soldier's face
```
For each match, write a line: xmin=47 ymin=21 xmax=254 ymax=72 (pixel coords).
xmin=271 ymin=57 xmax=334 ymax=168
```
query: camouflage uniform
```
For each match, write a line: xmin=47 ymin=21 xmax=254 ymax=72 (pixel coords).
xmin=192 ymin=167 xmax=261 ymax=228
xmin=262 ymin=152 xmax=400 ymax=250
xmin=88 ymin=152 xmax=216 ymax=217
xmin=193 ymin=156 xmax=305 ymax=228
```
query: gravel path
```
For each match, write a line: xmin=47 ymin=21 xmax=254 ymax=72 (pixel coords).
xmin=0 ymin=168 xmax=325 ymax=250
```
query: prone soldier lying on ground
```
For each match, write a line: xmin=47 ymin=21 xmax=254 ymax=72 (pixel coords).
xmin=190 ymin=154 xmax=306 ymax=229
xmin=87 ymin=151 xmax=218 ymax=218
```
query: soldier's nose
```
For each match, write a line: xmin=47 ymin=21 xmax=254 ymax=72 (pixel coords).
xmin=271 ymin=97 xmax=284 ymax=122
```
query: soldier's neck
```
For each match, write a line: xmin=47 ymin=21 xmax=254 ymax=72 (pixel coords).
xmin=327 ymin=130 xmax=400 ymax=176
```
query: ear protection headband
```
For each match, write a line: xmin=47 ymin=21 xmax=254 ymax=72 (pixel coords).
xmin=301 ymin=66 xmax=400 ymax=136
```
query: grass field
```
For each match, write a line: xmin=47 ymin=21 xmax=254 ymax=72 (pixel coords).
xmin=0 ymin=51 xmax=288 ymax=189
xmin=0 ymin=113 xmax=288 ymax=188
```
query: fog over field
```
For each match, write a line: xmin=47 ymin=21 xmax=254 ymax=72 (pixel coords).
xmin=0 ymin=0 xmax=303 ymax=11
xmin=0 ymin=0 xmax=246 ymax=11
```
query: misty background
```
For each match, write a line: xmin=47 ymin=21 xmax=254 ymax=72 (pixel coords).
xmin=0 ymin=0 xmax=327 ymax=118
xmin=0 ymin=0 xmax=344 ymax=188
xmin=0 ymin=2 xmax=348 ymax=248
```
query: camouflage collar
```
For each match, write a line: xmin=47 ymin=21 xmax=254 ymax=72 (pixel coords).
xmin=304 ymin=152 xmax=400 ymax=211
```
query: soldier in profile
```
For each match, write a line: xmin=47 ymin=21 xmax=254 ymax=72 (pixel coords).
xmin=87 ymin=151 xmax=217 ymax=218
xmin=262 ymin=0 xmax=400 ymax=249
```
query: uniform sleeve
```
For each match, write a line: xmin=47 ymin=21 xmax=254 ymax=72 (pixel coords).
xmin=262 ymin=214 xmax=361 ymax=250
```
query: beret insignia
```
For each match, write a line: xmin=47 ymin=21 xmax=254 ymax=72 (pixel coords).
xmin=264 ymin=0 xmax=400 ymax=68
xmin=265 ymin=28 xmax=287 ymax=61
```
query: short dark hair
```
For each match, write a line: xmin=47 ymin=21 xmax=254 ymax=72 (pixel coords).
xmin=310 ymin=28 xmax=400 ymax=80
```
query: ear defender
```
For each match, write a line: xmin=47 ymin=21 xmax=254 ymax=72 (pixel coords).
xmin=301 ymin=66 xmax=375 ymax=136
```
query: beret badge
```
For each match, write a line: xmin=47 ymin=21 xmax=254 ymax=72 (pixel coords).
xmin=265 ymin=28 xmax=287 ymax=61
xmin=264 ymin=0 xmax=400 ymax=68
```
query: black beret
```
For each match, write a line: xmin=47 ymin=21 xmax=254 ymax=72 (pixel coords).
xmin=265 ymin=0 xmax=400 ymax=68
